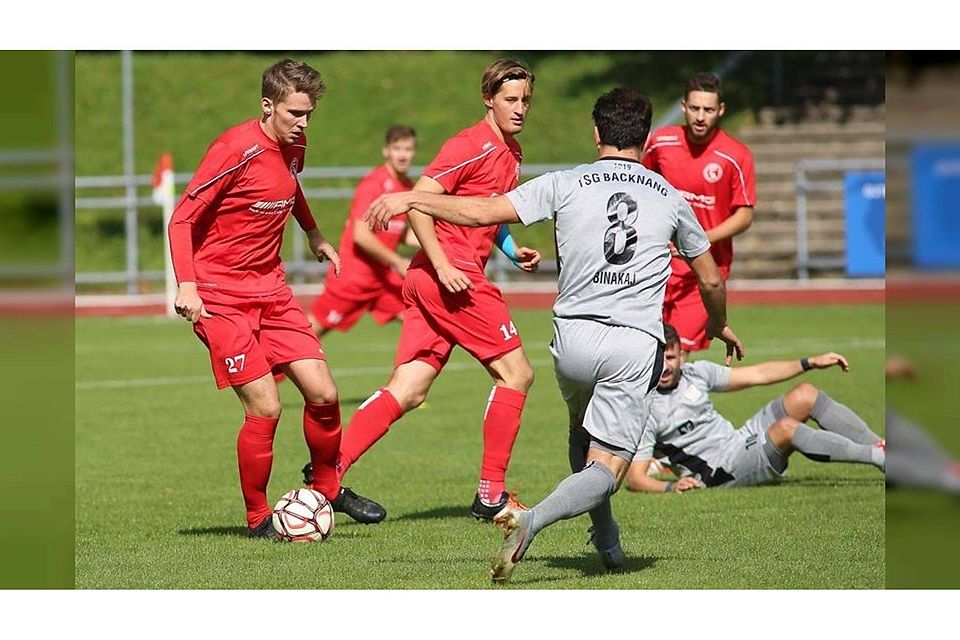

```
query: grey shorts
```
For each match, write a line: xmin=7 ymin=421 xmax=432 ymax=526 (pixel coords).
xmin=719 ymin=397 xmax=789 ymax=487
xmin=550 ymin=318 xmax=661 ymax=460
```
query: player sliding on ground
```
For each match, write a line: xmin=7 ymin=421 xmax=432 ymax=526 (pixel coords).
xmin=625 ymin=324 xmax=885 ymax=494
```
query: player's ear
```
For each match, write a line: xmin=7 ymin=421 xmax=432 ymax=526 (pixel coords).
xmin=483 ymin=94 xmax=494 ymax=110
xmin=382 ymin=145 xmax=389 ymax=160
xmin=593 ymin=126 xmax=601 ymax=148
xmin=261 ymin=97 xmax=273 ymax=119
xmin=718 ymin=101 xmax=726 ymax=118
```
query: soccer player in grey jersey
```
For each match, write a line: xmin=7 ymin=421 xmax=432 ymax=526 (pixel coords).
xmin=626 ymin=325 xmax=886 ymax=494
xmin=365 ymin=87 xmax=743 ymax=583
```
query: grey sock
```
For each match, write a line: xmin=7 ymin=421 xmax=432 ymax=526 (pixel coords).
xmin=810 ymin=392 xmax=881 ymax=445
xmin=886 ymin=410 xmax=960 ymax=493
xmin=567 ymin=428 xmax=618 ymax=545
xmin=888 ymin=410 xmax=950 ymax=462
xmin=529 ymin=461 xmax=617 ymax=537
xmin=792 ymin=424 xmax=884 ymax=469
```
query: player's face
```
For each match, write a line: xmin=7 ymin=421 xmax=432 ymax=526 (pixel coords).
xmin=262 ymin=91 xmax=315 ymax=145
xmin=681 ymin=91 xmax=725 ymax=144
xmin=383 ymin=137 xmax=416 ymax=176
xmin=485 ymin=79 xmax=533 ymax=137
xmin=658 ymin=343 xmax=683 ymax=391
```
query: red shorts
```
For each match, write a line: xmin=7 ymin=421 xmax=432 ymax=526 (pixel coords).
xmin=310 ymin=271 xmax=404 ymax=332
xmin=194 ymin=287 xmax=325 ymax=389
xmin=663 ymin=274 xmax=711 ymax=352
xmin=395 ymin=264 xmax=522 ymax=371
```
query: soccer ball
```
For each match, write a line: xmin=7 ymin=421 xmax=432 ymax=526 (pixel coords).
xmin=272 ymin=488 xmax=335 ymax=542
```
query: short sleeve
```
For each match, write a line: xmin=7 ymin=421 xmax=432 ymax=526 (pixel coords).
xmin=672 ymin=197 xmax=710 ymax=258
xmin=422 ymin=135 xmax=480 ymax=194
xmin=505 ymin=172 xmax=561 ymax=227
xmin=689 ymin=360 xmax=731 ymax=392
xmin=633 ymin=417 xmax=660 ymax=461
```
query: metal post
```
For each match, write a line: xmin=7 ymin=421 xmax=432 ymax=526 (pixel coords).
xmin=796 ymin=162 xmax=809 ymax=280
xmin=58 ymin=50 xmax=74 ymax=291
xmin=122 ymin=50 xmax=139 ymax=295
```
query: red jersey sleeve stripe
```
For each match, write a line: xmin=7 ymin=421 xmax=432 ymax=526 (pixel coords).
xmin=427 ymin=146 xmax=497 ymax=182
xmin=187 ymin=149 xmax=266 ymax=198
xmin=713 ymin=150 xmax=755 ymax=207
xmin=645 ymin=141 xmax=682 ymax=152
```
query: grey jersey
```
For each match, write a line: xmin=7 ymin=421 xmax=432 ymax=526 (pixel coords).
xmin=635 ymin=360 xmax=739 ymax=486
xmin=506 ymin=157 xmax=709 ymax=341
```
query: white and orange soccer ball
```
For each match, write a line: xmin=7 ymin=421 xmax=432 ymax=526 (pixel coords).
xmin=272 ymin=488 xmax=335 ymax=542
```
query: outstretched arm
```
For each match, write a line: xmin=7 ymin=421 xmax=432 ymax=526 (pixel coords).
xmin=366 ymin=190 xmax=519 ymax=229
xmin=723 ymin=352 xmax=850 ymax=392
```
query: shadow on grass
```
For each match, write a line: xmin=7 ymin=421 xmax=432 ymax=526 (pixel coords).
xmin=178 ymin=524 xmax=374 ymax=540
xmin=393 ymin=504 xmax=476 ymax=522
xmin=538 ymin=553 xmax=658 ymax=578
xmin=178 ymin=525 xmax=247 ymax=538
xmin=779 ymin=477 xmax=884 ymax=488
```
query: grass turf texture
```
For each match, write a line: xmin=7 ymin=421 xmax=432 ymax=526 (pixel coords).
xmin=885 ymin=302 xmax=960 ymax=588
xmin=76 ymin=304 xmax=884 ymax=589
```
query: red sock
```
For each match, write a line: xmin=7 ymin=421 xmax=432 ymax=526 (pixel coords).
xmin=339 ymin=388 xmax=404 ymax=477
xmin=304 ymin=402 xmax=342 ymax=502
xmin=479 ymin=386 xmax=527 ymax=503
xmin=237 ymin=414 xmax=280 ymax=528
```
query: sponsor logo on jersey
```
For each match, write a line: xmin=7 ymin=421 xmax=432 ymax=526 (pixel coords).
xmin=678 ymin=189 xmax=716 ymax=209
xmin=243 ymin=144 xmax=261 ymax=158
xmin=702 ymin=162 xmax=723 ymax=183
xmin=250 ymin=196 xmax=296 ymax=215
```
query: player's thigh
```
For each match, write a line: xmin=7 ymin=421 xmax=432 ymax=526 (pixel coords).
xmin=393 ymin=297 xmax=454 ymax=372
xmin=259 ymin=290 xmax=327 ymax=368
xmin=725 ymin=432 xmax=786 ymax=487
xmin=193 ymin=302 xmax=272 ymax=390
xmin=552 ymin=319 xmax=659 ymax=454
xmin=310 ymin=283 xmax=372 ymax=332
xmin=370 ymin=280 xmax=406 ymax=325
xmin=407 ymin=267 xmax=521 ymax=364
xmin=281 ymin=358 xmax=338 ymax=405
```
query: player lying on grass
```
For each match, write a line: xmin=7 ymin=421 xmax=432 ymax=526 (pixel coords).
xmin=625 ymin=324 xmax=885 ymax=493
xmin=885 ymin=357 xmax=960 ymax=495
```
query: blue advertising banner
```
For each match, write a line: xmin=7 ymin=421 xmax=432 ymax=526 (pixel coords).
xmin=844 ymin=171 xmax=885 ymax=277
xmin=912 ymin=145 xmax=960 ymax=268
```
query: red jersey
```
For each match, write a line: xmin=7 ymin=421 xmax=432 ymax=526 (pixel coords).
xmin=414 ymin=119 xmax=522 ymax=273
xmin=168 ymin=119 xmax=316 ymax=297
xmin=336 ymin=164 xmax=413 ymax=283
xmin=642 ymin=125 xmax=755 ymax=278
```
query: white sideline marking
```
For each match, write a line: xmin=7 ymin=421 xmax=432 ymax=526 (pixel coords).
xmin=76 ymin=358 xmax=556 ymax=391
xmin=76 ymin=337 xmax=884 ymax=391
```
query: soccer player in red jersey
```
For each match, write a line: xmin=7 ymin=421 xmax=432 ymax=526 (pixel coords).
xmin=310 ymin=126 xmax=420 ymax=336
xmin=328 ymin=59 xmax=541 ymax=522
xmin=167 ymin=59 xmax=384 ymax=538
xmin=642 ymin=72 xmax=756 ymax=359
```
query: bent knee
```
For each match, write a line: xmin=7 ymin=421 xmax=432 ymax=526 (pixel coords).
xmin=247 ymin=400 xmax=282 ymax=419
xmin=304 ymin=388 xmax=338 ymax=405
xmin=767 ymin=417 xmax=800 ymax=445
xmin=787 ymin=382 xmax=820 ymax=410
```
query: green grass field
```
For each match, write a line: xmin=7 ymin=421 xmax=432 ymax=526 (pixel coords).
xmin=885 ymin=302 xmax=960 ymax=588
xmin=75 ymin=304 xmax=884 ymax=589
